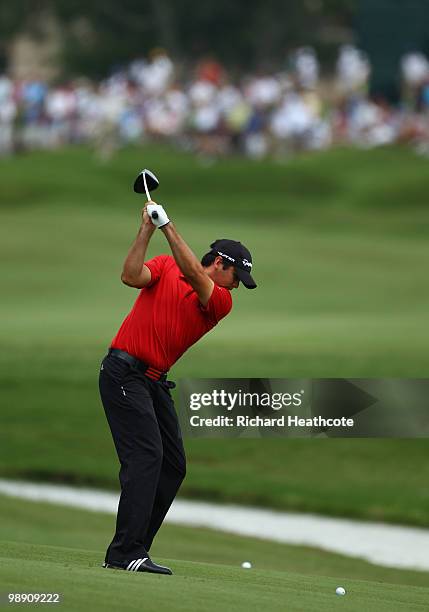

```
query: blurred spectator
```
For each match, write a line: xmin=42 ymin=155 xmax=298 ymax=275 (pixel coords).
xmin=336 ymin=45 xmax=370 ymax=95
xmin=196 ymin=57 xmax=224 ymax=86
xmin=421 ymin=77 xmax=429 ymax=113
xmin=130 ymin=48 xmax=173 ymax=96
xmin=401 ymin=52 xmax=429 ymax=111
xmin=220 ymin=84 xmax=251 ymax=153
xmin=291 ymin=47 xmax=319 ymax=90
xmin=401 ymin=52 xmax=429 ymax=88
xmin=45 ymin=85 xmax=77 ymax=147
xmin=0 ymin=76 xmax=16 ymax=155
xmin=245 ymin=74 xmax=282 ymax=108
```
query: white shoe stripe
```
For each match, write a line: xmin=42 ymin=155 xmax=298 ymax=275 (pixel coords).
xmin=133 ymin=558 xmax=144 ymax=571
xmin=133 ymin=559 xmax=144 ymax=571
xmin=133 ymin=557 xmax=148 ymax=571
xmin=127 ymin=559 xmax=141 ymax=571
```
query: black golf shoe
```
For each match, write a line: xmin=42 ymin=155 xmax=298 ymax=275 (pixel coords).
xmin=102 ymin=557 xmax=172 ymax=575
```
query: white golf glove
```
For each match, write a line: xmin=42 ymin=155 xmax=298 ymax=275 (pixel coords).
xmin=147 ymin=203 xmax=170 ymax=228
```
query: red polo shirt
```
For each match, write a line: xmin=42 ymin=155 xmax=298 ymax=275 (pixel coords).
xmin=111 ymin=255 xmax=233 ymax=371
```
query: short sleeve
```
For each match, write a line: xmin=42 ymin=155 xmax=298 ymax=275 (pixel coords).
xmin=145 ymin=254 xmax=171 ymax=286
xmin=200 ymin=284 xmax=233 ymax=324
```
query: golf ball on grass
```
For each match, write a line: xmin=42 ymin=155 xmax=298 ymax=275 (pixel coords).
xmin=241 ymin=561 xmax=252 ymax=569
xmin=335 ymin=587 xmax=346 ymax=596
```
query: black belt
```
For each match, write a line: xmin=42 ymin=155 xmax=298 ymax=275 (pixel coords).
xmin=108 ymin=348 xmax=170 ymax=383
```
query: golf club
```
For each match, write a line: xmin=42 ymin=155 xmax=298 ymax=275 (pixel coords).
xmin=133 ymin=168 xmax=160 ymax=200
xmin=133 ymin=168 xmax=160 ymax=220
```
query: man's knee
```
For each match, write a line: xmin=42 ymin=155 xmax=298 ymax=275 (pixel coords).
xmin=163 ymin=453 xmax=186 ymax=483
xmin=176 ymin=455 xmax=186 ymax=482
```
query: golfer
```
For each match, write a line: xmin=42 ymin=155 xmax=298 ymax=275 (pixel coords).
xmin=99 ymin=201 xmax=256 ymax=574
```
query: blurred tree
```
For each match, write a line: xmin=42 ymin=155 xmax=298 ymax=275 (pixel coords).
xmin=0 ymin=0 xmax=356 ymax=78
xmin=0 ymin=0 xmax=61 ymax=74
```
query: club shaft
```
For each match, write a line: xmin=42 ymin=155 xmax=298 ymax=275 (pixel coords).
xmin=143 ymin=174 xmax=151 ymax=201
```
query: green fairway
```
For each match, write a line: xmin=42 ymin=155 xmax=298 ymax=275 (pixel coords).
xmin=3 ymin=542 xmax=429 ymax=612
xmin=0 ymin=145 xmax=428 ymax=524
xmin=4 ymin=542 xmax=429 ymax=612
xmin=1 ymin=495 xmax=429 ymax=611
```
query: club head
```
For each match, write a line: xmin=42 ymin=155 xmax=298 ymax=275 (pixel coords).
xmin=133 ymin=169 xmax=160 ymax=195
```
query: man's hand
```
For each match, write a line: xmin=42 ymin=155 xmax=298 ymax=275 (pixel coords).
xmin=147 ymin=203 xmax=170 ymax=228
xmin=142 ymin=204 xmax=157 ymax=233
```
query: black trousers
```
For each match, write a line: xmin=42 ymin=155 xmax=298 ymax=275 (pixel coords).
xmin=99 ymin=352 xmax=186 ymax=563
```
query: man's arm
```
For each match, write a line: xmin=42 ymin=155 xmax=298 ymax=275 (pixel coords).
xmin=161 ymin=222 xmax=214 ymax=306
xmin=121 ymin=207 xmax=156 ymax=288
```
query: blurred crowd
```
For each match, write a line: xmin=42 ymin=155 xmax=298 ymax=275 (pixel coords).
xmin=1 ymin=46 xmax=429 ymax=160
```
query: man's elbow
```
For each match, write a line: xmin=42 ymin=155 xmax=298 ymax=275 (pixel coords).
xmin=121 ymin=270 xmax=151 ymax=288
xmin=121 ymin=272 xmax=136 ymax=287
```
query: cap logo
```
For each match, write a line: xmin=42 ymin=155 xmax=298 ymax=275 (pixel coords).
xmin=217 ymin=251 xmax=235 ymax=263
xmin=242 ymin=259 xmax=252 ymax=269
